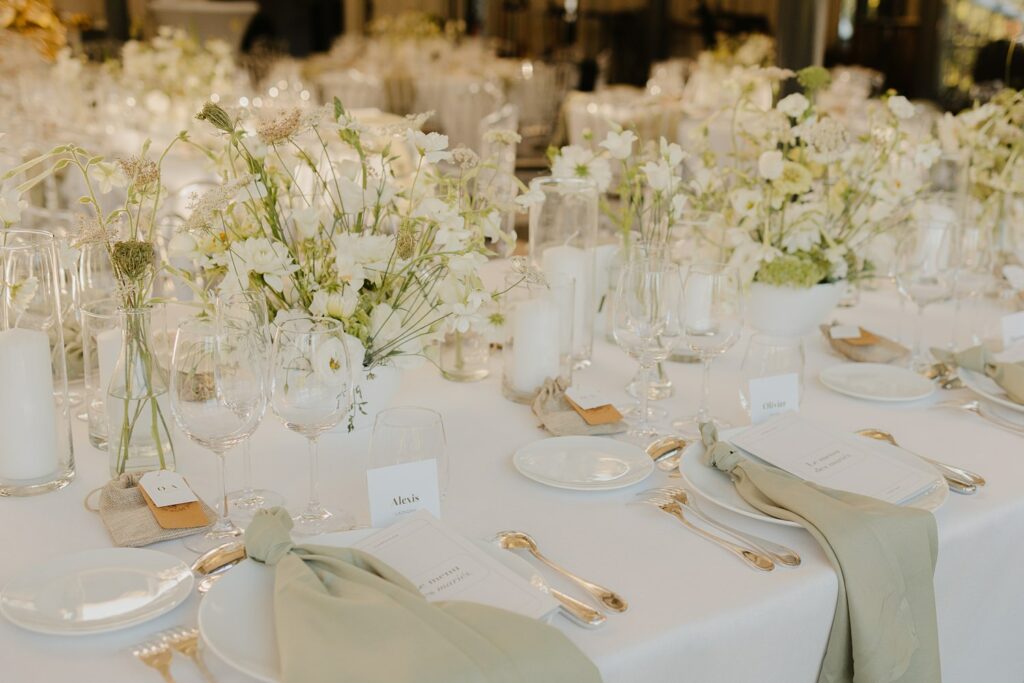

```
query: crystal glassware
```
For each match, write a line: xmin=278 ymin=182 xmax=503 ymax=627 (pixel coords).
xmin=611 ymin=254 xmax=680 ymax=441
xmin=895 ymin=198 xmax=960 ymax=370
xmin=170 ymin=318 xmax=267 ymax=553
xmin=216 ymin=290 xmax=285 ymax=519
xmin=673 ymin=262 xmax=743 ymax=435
xmin=80 ymin=297 xmax=119 ymax=449
xmin=739 ymin=334 xmax=805 ymax=419
xmin=369 ymin=406 xmax=448 ymax=498
xmin=270 ymin=317 xmax=353 ymax=536
xmin=502 ymin=271 xmax=575 ymax=403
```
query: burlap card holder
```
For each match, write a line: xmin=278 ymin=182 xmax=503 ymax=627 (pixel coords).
xmin=94 ymin=472 xmax=215 ymax=547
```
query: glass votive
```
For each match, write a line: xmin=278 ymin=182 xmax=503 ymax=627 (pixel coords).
xmin=502 ymin=272 xmax=574 ymax=403
xmin=528 ymin=176 xmax=598 ymax=368
xmin=439 ymin=329 xmax=490 ymax=382
xmin=369 ymin=406 xmax=448 ymax=499
xmin=0 ymin=229 xmax=75 ymax=495
xmin=739 ymin=334 xmax=805 ymax=419
xmin=81 ymin=298 xmax=120 ymax=449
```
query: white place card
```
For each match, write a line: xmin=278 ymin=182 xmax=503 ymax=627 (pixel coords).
xmin=565 ymin=386 xmax=612 ymax=410
xmin=353 ymin=511 xmax=558 ymax=619
xmin=1001 ymin=311 xmax=1024 ymax=349
xmin=366 ymin=459 xmax=441 ymax=528
xmin=730 ymin=413 xmax=937 ymax=504
xmin=747 ymin=373 xmax=800 ymax=424
xmin=139 ymin=470 xmax=198 ymax=507
xmin=830 ymin=324 xmax=862 ymax=340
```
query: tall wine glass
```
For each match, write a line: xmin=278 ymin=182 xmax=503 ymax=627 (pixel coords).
xmin=952 ymin=211 xmax=995 ymax=348
xmin=170 ymin=319 xmax=267 ymax=553
xmin=672 ymin=262 xmax=743 ymax=435
xmin=271 ymin=317 xmax=353 ymax=536
xmin=216 ymin=290 xmax=285 ymax=518
xmin=895 ymin=200 xmax=960 ymax=370
xmin=611 ymin=254 xmax=679 ymax=441
xmin=369 ymin=407 xmax=448 ymax=498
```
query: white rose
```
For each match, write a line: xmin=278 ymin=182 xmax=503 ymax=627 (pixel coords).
xmin=777 ymin=93 xmax=809 ymax=119
xmin=758 ymin=150 xmax=784 ymax=180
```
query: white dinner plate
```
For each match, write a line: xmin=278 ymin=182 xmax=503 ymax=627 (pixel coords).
xmin=0 ymin=548 xmax=193 ymax=635
xmin=960 ymin=368 xmax=1024 ymax=415
xmin=199 ymin=530 xmax=549 ymax=683
xmin=512 ymin=436 xmax=653 ymax=491
xmin=678 ymin=430 xmax=948 ymax=528
xmin=819 ymin=363 xmax=935 ymax=402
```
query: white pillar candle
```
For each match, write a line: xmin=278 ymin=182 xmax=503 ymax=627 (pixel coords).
xmin=685 ymin=272 xmax=713 ymax=332
xmin=96 ymin=327 xmax=121 ymax=394
xmin=0 ymin=328 xmax=59 ymax=480
xmin=509 ymin=296 xmax=561 ymax=395
xmin=542 ymin=245 xmax=588 ymax=355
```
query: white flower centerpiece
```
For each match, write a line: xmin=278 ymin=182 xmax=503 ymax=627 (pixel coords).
xmin=696 ymin=66 xmax=939 ymax=335
xmin=180 ymin=100 xmax=521 ymax=428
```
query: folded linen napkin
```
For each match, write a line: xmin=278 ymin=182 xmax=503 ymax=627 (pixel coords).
xmin=821 ymin=325 xmax=909 ymax=364
xmin=933 ymin=345 xmax=1024 ymax=404
xmin=245 ymin=508 xmax=603 ymax=683
xmin=531 ymin=377 xmax=625 ymax=436
xmin=699 ymin=424 xmax=940 ymax=683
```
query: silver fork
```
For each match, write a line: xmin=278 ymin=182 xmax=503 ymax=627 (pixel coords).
xmin=648 ymin=487 xmax=801 ymax=567
xmin=637 ymin=495 xmax=775 ymax=572
xmin=133 ymin=641 xmax=177 ymax=683
xmin=936 ymin=399 xmax=1024 ymax=437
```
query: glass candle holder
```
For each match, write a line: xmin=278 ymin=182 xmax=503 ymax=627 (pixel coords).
xmin=528 ymin=176 xmax=598 ymax=368
xmin=0 ymin=229 xmax=75 ymax=495
xmin=81 ymin=298 xmax=120 ymax=449
xmin=502 ymin=272 xmax=574 ymax=403
xmin=439 ymin=329 xmax=490 ymax=382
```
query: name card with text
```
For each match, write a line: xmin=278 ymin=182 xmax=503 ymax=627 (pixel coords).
xmin=748 ymin=373 xmax=800 ymax=424
xmin=1001 ymin=311 xmax=1024 ymax=349
xmin=366 ymin=459 xmax=441 ymax=527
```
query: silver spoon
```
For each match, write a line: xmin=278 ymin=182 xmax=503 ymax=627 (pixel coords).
xmin=646 ymin=436 xmax=687 ymax=475
xmin=191 ymin=541 xmax=247 ymax=594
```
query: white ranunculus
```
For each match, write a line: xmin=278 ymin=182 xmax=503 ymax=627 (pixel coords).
xmin=599 ymin=130 xmax=637 ymax=160
xmin=777 ymin=93 xmax=810 ymax=119
xmin=758 ymin=150 xmax=784 ymax=180
xmin=887 ymin=95 xmax=915 ymax=120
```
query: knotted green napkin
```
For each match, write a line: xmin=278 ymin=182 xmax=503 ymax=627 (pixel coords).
xmin=245 ymin=508 xmax=602 ymax=683
xmin=933 ymin=345 xmax=1024 ymax=404
xmin=699 ymin=424 xmax=940 ymax=683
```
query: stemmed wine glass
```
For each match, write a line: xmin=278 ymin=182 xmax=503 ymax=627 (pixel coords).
xmin=170 ymin=318 xmax=267 ymax=553
xmin=270 ymin=317 xmax=353 ymax=536
xmin=895 ymin=199 xmax=960 ymax=370
xmin=672 ymin=262 xmax=743 ymax=435
xmin=216 ymin=290 xmax=285 ymax=518
xmin=369 ymin=407 xmax=448 ymax=499
xmin=611 ymin=253 xmax=680 ymax=441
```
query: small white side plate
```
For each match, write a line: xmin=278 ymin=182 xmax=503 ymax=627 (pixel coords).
xmin=199 ymin=530 xmax=550 ymax=683
xmin=960 ymin=368 xmax=1024 ymax=415
xmin=512 ymin=436 xmax=654 ymax=491
xmin=0 ymin=548 xmax=193 ymax=635
xmin=820 ymin=363 xmax=935 ymax=402
xmin=678 ymin=431 xmax=948 ymax=528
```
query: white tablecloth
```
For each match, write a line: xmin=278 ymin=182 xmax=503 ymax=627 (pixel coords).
xmin=3 ymin=279 xmax=1024 ymax=683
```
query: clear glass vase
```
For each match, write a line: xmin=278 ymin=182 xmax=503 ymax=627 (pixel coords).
xmin=439 ymin=330 xmax=490 ymax=382
xmin=106 ymin=307 xmax=175 ymax=476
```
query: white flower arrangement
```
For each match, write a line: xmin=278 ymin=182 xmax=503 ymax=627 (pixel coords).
xmin=692 ymin=67 xmax=939 ymax=287
xmin=178 ymin=99 xmax=523 ymax=370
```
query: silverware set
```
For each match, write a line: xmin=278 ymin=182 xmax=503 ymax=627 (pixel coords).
xmin=133 ymin=627 xmax=216 ymax=683
xmin=646 ymin=436 xmax=687 ymax=478
xmin=495 ymin=530 xmax=626 ymax=628
xmin=936 ymin=399 xmax=1024 ymax=436
xmin=856 ymin=428 xmax=986 ymax=495
xmin=636 ymin=486 xmax=797 ymax=572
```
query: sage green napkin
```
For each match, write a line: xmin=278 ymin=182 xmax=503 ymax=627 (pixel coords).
xmin=245 ymin=508 xmax=602 ymax=683
xmin=700 ymin=424 xmax=940 ymax=683
xmin=933 ymin=345 xmax=1024 ymax=404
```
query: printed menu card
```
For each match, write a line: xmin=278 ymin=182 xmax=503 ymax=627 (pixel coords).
xmin=729 ymin=413 xmax=938 ymax=504
xmin=353 ymin=511 xmax=558 ymax=620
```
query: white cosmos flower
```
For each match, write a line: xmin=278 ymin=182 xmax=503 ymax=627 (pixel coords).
xmin=758 ymin=150 xmax=784 ymax=180
xmin=333 ymin=232 xmax=395 ymax=286
xmin=7 ymin=276 xmax=38 ymax=316
xmin=551 ymin=145 xmax=611 ymax=192
xmin=777 ymin=93 xmax=810 ymax=118
xmin=887 ymin=95 xmax=915 ymax=120
xmin=406 ymin=129 xmax=451 ymax=164
xmin=87 ymin=162 xmax=126 ymax=194
xmin=599 ymin=130 xmax=637 ymax=160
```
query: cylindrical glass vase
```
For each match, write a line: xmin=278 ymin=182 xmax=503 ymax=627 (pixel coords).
xmin=81 ymin=298 xmax=120 ymax=449
xmin=528 ymin=176 xmax=598 ymax=368
xmin=439 ymin=329 xmax=490 ymax=382
xmin=0 ymin=229 xmax=75 ymax=495
xmin=502 ymin=272 xmax=574 ymax=403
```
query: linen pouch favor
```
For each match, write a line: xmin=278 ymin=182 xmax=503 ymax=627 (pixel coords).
xmin=92 ymin=472 xmax=215 ymax=547
xmin=820 ymin=324 xmax=909 ymax=364
xmin=531 ymin=377 xmax=626 ymax=436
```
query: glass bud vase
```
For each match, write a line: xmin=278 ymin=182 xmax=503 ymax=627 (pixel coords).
xmin=439 ymin=330 xmax=490 ymax=382
xmin=106 ymin=307 xmax=175 ymax=476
